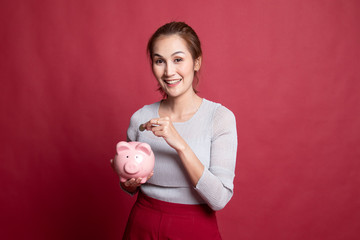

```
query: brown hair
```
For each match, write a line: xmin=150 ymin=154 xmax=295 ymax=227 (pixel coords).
xmin=147 ymin=22 xmax=202 ymax=97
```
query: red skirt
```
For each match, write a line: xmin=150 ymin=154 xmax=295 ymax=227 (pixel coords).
xmin=122 ymin=191 xmax=222 ymax=240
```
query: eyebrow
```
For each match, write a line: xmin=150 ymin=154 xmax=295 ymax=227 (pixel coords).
xmin=153 ymin=51 xmax=186 ymax=57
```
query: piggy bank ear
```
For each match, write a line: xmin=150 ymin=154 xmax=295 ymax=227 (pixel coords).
xmin=135 ymin=143 xmax=152 ymax=156
xmin=116 ymin=141 xmax=131 ymax=154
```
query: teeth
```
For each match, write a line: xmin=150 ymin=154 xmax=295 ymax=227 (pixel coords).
xmin=165 ymin=79 xmax=181 ymax=84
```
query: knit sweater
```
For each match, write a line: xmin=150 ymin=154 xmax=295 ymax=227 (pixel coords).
xmin=126 ymin=98 xmax=237 ymax=211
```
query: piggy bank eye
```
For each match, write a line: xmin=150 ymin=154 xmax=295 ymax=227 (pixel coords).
xmin=135 ymin=155 xmax=143 ymax=163
xmin=126 ymin=156 xmax=129 ymax=158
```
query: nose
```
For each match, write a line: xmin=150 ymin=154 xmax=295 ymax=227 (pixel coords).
xmin=124 ymin=162 xmax=140 ymax=175
xmin=165 ymin=62 xmax=175 ymax=76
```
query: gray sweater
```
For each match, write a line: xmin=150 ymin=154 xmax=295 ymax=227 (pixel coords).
xmin=127 ymin=99 xmax=237 ymax=211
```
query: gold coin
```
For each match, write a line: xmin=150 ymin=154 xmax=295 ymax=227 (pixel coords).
xmin=139 ymin=124 xmax=145 ymax=132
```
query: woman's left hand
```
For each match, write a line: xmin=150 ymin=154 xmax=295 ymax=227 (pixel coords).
xmin=142 ymin=117 xmax=204 ymax=187
xmin=142 ymin=117 xmax=186 ymax=152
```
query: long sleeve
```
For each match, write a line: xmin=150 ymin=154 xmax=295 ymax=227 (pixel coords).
xmin=126 ymin=108 xmax=142 ymax=142
xmin=195 ymin=106 xmax=238 ymax=210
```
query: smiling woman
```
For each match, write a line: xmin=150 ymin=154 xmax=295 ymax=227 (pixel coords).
xmin=147 ymin=22 xmax=202 ymax=98
xmin=151 ymin=34 xmax=201 ymax=101
xmin=111 ymin=21 xmax=238 ymax=240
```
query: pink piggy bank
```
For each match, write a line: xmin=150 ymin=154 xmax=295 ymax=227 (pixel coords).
xmin=114 ymin=141 xmax=155 ymax=183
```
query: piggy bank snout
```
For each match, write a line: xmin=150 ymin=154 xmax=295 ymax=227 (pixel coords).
xmin=124 ymin=161 xmax=140 ymax=174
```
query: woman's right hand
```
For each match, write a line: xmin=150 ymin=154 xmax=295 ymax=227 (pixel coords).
xmin=120 ymin=178 xmax=143 ymax=193
xmin=111 ymin=158 xmax=153 ymax=193
xmin=120 ymin=172 xmax=154 ymax=194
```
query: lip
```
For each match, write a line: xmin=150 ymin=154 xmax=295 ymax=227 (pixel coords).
xmin=163 ymin=78 xmax=182 ymax=86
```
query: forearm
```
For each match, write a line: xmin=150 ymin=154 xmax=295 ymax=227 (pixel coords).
xmin=176 ymin=143 xmax=204 ymax=187
xmin=196 ymin=168 xmax=234 ymax=211
xmin=177 ymin=145 xmax=234 ymax=211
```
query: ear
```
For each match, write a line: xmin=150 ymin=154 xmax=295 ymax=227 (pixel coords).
xmin=135 ymin=142 xmax=152 ymax=156
xmin=194 ymin=56 xmax=202 ymax=71
xmin=116 ymin=141 xmax=131 ymax=154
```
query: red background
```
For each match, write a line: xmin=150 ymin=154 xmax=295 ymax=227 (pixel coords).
xmin=1 ymin=0 xmax=359 ymax=239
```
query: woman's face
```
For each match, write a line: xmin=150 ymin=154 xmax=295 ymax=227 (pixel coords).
xmin=152 ymin=34 xmax=200 ymax=98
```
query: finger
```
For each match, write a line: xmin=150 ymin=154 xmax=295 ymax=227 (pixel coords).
xmin=143 ymin=120 xmax=156 ymax=130
xmin=144 ymin=119 xmax=160 ymax=130
xmin=151 ymin=119 xmax=161 ymax=127
xmin=151 ymin=125 xmax=163 ymax=132
xmin=124 ymin=178 xmax=135 ymax=187
xmin=142 ymin=121 xmax=151 ymax=131
xmin=152 ymin=129 xmax=164 ymax=138
xmin=110 ymin=159 xmax=116 ymax=170
xmin=147 ymin=172 xmax=154 ymax=180
xmin=138 ymin=120 xmax=151 ymax=131
xmin=156 ymin=117 xmax=172 ymax=128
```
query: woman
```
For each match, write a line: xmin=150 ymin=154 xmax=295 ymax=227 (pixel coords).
xmin=114 ymin=21 xmax=237 ymax=239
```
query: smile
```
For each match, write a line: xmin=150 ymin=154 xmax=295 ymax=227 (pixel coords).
xmin=164 ymin=79 xmax=182 ymax=85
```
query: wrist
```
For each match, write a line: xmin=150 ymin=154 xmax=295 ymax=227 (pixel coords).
xmin=175 ymin=142 xmax=188 ymax=154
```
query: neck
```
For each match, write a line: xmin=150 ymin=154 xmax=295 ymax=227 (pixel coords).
xmin=161 ymin=91 xmax=202 ymax=122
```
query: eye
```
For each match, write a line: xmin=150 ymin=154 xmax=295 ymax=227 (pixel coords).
xmin=174 ymin=58 xmax=183 ymax=63
xmin=135 ymin=155 xmax=143 ymax=163
xmin=155 ymin=59 xmax=164 ymax=64
xmin=126 ymin=156 xmax=129 ymax=158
